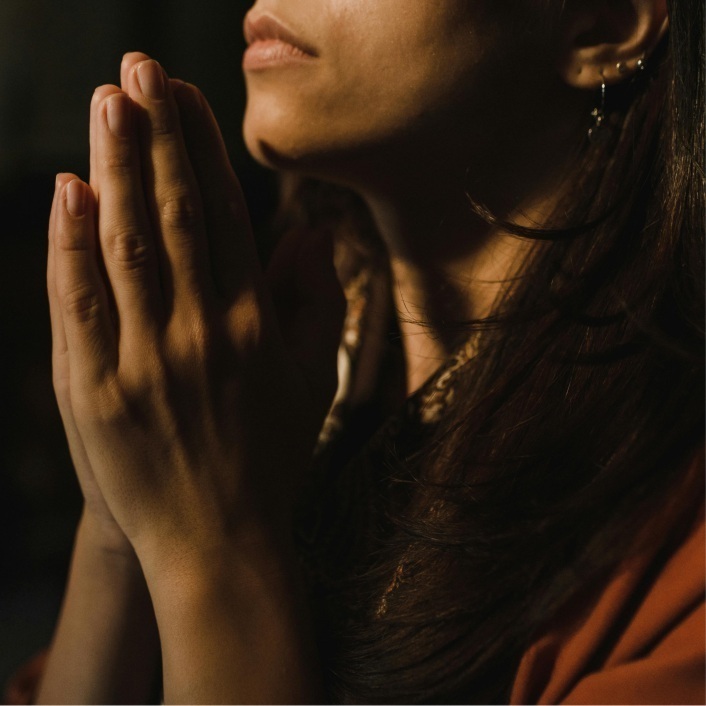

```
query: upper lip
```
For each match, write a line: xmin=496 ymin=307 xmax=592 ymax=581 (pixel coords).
xmin=243 ymin=12 xmax=318 ymax=57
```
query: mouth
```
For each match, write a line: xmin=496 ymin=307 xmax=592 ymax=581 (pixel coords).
xmin=243 ymin=12 xmax=318 ymax=59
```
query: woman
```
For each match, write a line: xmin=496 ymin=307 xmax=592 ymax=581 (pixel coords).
xmin=12 ymin=0 xmax=703 ymax=702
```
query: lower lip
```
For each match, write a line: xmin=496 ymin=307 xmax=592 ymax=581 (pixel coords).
xmin=243 ymin=40 xmax=316 ymax=71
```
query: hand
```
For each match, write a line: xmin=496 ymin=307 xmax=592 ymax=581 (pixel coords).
xmin=48 ymin=53 xmax=344 ymax=572
xmin=49 ymin=170 xmax=130 ymax=554
xmin=48 ymin=55 xmax=164 ymax=553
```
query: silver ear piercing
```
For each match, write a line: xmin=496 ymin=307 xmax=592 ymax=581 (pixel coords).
xmin=586 ymin=54 xmax=647 ymax=142
xmin=618 ymin=54 xmax=647 ymax=77
xmin=588 ymin=69 xmax=607 ymax=142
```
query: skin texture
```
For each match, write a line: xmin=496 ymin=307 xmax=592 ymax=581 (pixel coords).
xmin=38 ymin=0 xmax=668 ymax=702
xmin=40 ymin=54 xmax=339 ymax=703
xmin=48 ymin=61 xmax=343 ymax=559
xmin=243 ymin=0 xmax=668 ymax=390
xmin=242 ymin=0 xmax=581 ymax=222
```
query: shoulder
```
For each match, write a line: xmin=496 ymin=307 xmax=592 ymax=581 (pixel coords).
xmin=511 ymin=448 xmax=705 ymax=705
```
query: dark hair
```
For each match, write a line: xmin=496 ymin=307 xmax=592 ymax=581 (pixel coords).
xmin=277 ymin=0 xmax=704 ymax=701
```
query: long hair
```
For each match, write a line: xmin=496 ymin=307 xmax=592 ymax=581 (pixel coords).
xmin=276 ymin=0 xmax=704 ymax=701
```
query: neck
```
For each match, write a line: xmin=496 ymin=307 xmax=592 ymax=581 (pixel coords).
xmin=364 ymin=198 xmax=522 ymax=395
xmin=358 ymin=163 xmax=562 ymax=395
xmin=325 ymin=82 xmax=585 ymax=396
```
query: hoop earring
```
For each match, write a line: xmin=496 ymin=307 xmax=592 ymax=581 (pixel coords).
xmin=588 ymin=69 xmax=607 ymax=143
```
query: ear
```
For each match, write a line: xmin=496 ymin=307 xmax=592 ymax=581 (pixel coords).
xmin=558 ymin=0 xmax=669 ymax=89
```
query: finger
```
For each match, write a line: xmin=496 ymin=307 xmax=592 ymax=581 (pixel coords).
xmin=90 ymin=85 xmax=123 ymax=194
xmin=173 ymin=82 xmax=258 ymax=301
xmin=93 ymin=89 xmax=165 ymax=340
xmin=120 ymin=51 xmax=152 ymax=91
xmin=48 ymin=176 xmax=99 ymax=479
xmin=53 ymin=176 xmax=117 ymax=384
xmin=48 ymin=174 xmax=72 ymax=366
xmin=125 ymin=59 xmax=213 ymax=311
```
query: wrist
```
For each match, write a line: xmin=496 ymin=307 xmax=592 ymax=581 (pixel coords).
xmin=134 ymin=511 xmax=298 ymax=589
xmin=137 ymin=527 xmax=320 ymax=704
xmin=78 ymin=507 xmax=139 ymax=565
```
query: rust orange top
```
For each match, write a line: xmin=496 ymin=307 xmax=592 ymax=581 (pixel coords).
xmin=511 ymin=454 xmax=705 ymax=705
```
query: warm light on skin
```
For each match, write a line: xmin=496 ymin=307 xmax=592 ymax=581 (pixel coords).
xmin=242 ymin=1 xmax=570 ymax=191
xmin=242 ymin=1 xmax=576 ymax=393
xmin=241 ymin=0 xmax=668 ymax=394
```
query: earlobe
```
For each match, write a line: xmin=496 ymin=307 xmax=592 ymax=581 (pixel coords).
xmin=558 ymin=0 xmax=669 ymax=90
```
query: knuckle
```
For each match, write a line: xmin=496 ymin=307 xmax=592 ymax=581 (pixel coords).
xmin=164 ymin=314 xmax=215 ymax=373
xmin=62 ymin=285 xmax=102 ymax=323
xmin=58 ymin=227 xmax=90 ymax=253
xmin=230 ymin=293 xmax=266 ymax=353
xmin=100 ymin=148 xmax=133 ymax=175
xmin=88 ymin=378 xmax=128 ymax=425
xmin=105 ymin=225 xmax=153 ymax=271
xmin=161 ymin=193 xmax=202 ymax=232
xmin=150 ymin=109 xmax=177 ymax=137
xmin=120 ymin=350 xmax=166 ymax=395
xmin=172 ymin=313 xmax=212 ymax=354
xmin=187 ymin=316 xmax=213 ymax=355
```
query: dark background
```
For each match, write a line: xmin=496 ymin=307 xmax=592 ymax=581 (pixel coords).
xmin=0 ymin=0 xmax=278 ymax=687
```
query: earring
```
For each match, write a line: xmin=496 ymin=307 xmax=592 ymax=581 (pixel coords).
xmin=588 ymin=69 xmax=607 ymax=143
xmin=615 ymin=54 xmax=647 ymax=80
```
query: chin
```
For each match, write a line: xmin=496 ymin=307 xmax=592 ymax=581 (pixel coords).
xmin=243 ymin=129 xmax=338 ymax=188
xmin=243 ymin=119 xmax=289 ymax=170
xmin=243 ymin=126 xmax=306 ymax=172
xmin=241 ymin=92 xmax=417 ymax=189
xmin=242 ymin=92 xmax=325 ymax=170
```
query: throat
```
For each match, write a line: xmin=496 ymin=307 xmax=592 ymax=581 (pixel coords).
xmin=389 ymin=259 xmax=477 ymax=397
xmin=399 ymin=322 xmax=453 ymax=398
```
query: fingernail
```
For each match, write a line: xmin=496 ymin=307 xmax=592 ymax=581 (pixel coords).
xmin=137 ymin=60 xmax=165 ymax=99
xmin=66 ymin=180 xmax=86 ymax=217
xmin=106 ymin=94 xmax=131 ymax=137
